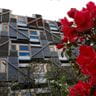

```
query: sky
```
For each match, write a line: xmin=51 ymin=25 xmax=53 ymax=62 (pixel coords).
xmin=0 ymin=0 xmax=96 ymax=21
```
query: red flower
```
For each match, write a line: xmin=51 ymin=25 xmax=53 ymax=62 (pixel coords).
xmin=67 ymin=8 xmax=77 ymax=18
xmin=79 ymin=37 xmax=85 ymax=42
xmin=94 ymin=92 xmax=96 ymax=96
xmin=61 ymin=17 xmax=78 ymax=43
xmin=87 ymin=1 xmax=96 ymax=11
xmin=89 ymin=75 xmax=96 ymax=86
xmin=86 ymin=2 xmax=96 ymax=18
xmin=60 ymin=17 xmax=73 ymax=27
xmin=56 ymin=43 xmax=64 ymax=49
xmin=69 ymin=81 xmax=91 ymax=96
xmin=76 ymin=45 xmax=96 ymax=75
xmin=74 ymin=10 xmax=94 ymax=32
xmin=60 ymin=17 xmax=73 ymax=32
xmin=61 ymin=37 xmax=68 ymax=43
xmin=63 ymin=26 xmax=78 ymax=43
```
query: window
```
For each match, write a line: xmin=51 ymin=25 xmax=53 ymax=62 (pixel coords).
xmin=18 ymin=44 xmax=30 ymax=60
xmin=19 ymin=52 xmax=30 ymax=56
xmin=30 ymin=31 xmax=38 ymax=35
xmin=50 ymin=26 xmax=58 ymax=30
xmin=17 ymin=16 xmax=27 ymax=25
xmin=19 ymin=45 xmax=29 ymax=51
xmin=49 ymin=23 xmax=58 ymax=30
xmin=49 ymin=23 xmax=56 ymax=26
xmin=30 ymin=36 xmax=39 ymax=39
xmin=30 ymin=30 xmax=39 ymax=41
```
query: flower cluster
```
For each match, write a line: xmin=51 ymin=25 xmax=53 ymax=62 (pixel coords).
xmin=76 ymin=45 xmax=96 ymax=76
xmin=56 ymin=1 xmax=96 ymax=49
xmin=56 ymin=1 xmax=96 ymax=96
xmin=70 ymin=45 xmax=96 ymax=96
xmin=69 ymin=81 xmax=91 ymax=96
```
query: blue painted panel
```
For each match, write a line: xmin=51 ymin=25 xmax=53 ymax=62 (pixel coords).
xmin=19 ymin=45 xmax=29 ymax=51
xmin=19 ymin=52 xmax=30 ymax=56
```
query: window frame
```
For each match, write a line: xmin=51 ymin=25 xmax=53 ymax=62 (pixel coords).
xmin=18 ymin=44 xmax=30 ymax=58
xmin=29 ymin=30 xmax=40 ymax=42
xmin=17 ymin=16 xmax=27 ymax=26
xmin=30 ymin=31 xmax=38 ymax=35
xmin=19 ymin=45 xmax=29 ymax=51
xmin=19 ymin=52 xmax=30 ymax=56
xmin=49 ymin=23 xmax=58 ymax=31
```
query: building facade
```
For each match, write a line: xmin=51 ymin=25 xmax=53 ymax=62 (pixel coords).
xmin=0 ymin=9 xmax=68 ymax=96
